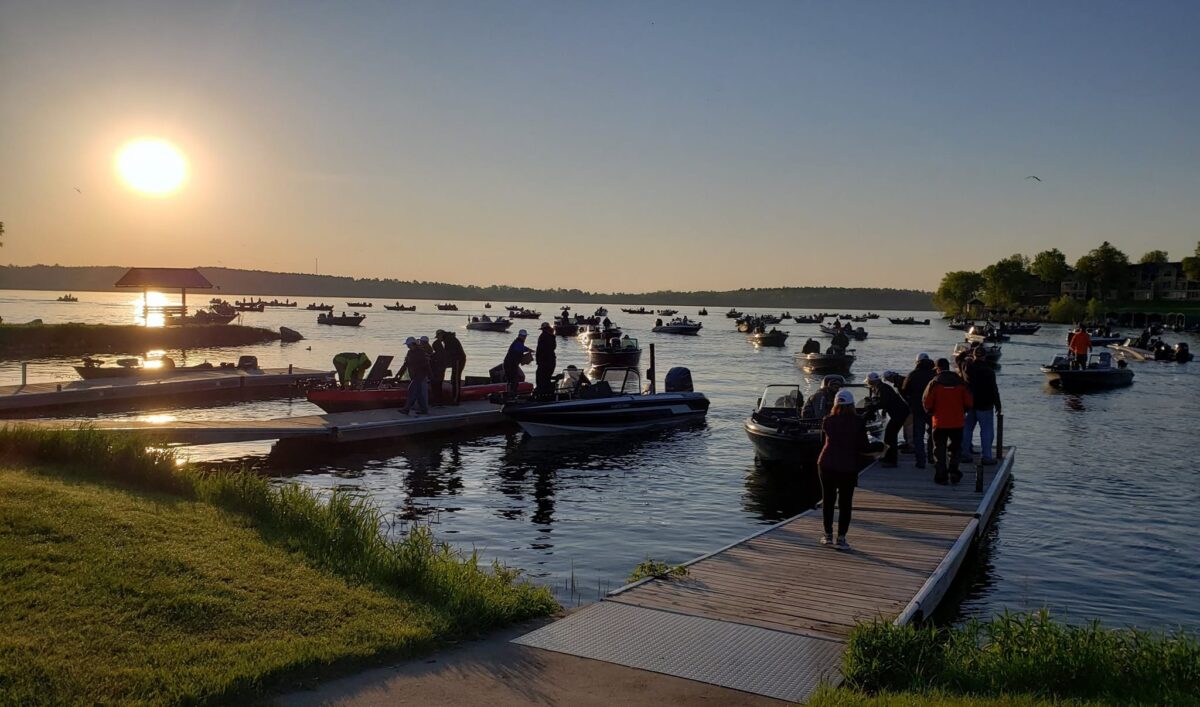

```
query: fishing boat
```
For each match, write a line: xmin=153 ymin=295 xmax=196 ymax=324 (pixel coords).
xmin=317 ymin=312 xmax=366 ymax=326
xmin=347 ymin=301 xmax=373 ymax=308
xmin=74 ymin=355 xmax=258 ymax=381
xmin=725 ymin=308 xmax=743 ymax=318
xmin=698 ymin=308 xmax=709 ymax=316
xmin=621 ymin=307 xmax=652 ymax=315
xmin=1108 ymin=338 xmax=1192 ymax=362
xmin=820 ymin=323 xmax=868 ymax=340
xmin=578 ymin=324 xmax=622 ymax=342
xmin=465 ymin=315 xmax=513 ymax=332
xmin=587 ymin=335 xmax=641 ymax=370
xmin=965 ymin=326 xmax=1009 ymax=344
xmin=947 ymin=319 xmax=976 ymax=331
xmin=1086 ymin=330 xmax=1123 ymax=346
xmin=307 ymin=379 xmax=532 ymax=413
xmin=758 ymin=314 xmax=783 ymax=325
xmin=594 ymin=307 xmax=608 ymax=317
xmin=56 ymin=294 xmax=78 ymax=302
xmin=749 ymin=329 xmax=789 ymax=347
xmin=744 ymin=384 xmax=884 ymax=462
xmin=164 ymin=309 xmax=238 ymax=325
xmin=888 ymin=317 xmax=930 ymax=325
xmin=305 ymin=303 xmax=334 ymax=311
xmin=484 ymin=302 xmax=492 ymax=309
xmin=652 ymin=317 xmax=702 ymax=335
xmin=436 ymin=303 xmax=459 ymax=311
xmin=1042 ymin=352 xmax=1134 ymax=391
xmin=384 ymin=303 xmax=416 ymax=311
xmin=233 ymin=301 xmax=266 ymax=312
xmin=507 ymin=307 xmax=541 ymax=319
xmin=552 ymin=316 xmax=580 ymax=337
xmin=656 ymin=309 xmax=679 ymax=316
xmin=795 ymin=348 xmax=855 ymax=374
xmin=501 ymin=367 xmax=708 ymax=437
xmin=955 ymin=341 xmax=1001 ymax=364
xmin=1000 ymin=322 xmax=1041 ymax=335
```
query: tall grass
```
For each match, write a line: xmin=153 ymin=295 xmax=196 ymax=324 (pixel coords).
xmin=844 ymin=610 xmax=1200 ymax=705
xmin=0 ymin=425 xmax=557 ymax=631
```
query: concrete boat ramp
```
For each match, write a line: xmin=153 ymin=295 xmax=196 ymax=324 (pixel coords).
xmin=9 ymin=399 xmax=508 ymax=445
xmin=512 ymin=449 xmax=1015 ymax=703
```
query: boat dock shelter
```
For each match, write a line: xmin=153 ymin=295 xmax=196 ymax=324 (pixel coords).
xmin=514 ymin=449 xmax=1015 ymax=703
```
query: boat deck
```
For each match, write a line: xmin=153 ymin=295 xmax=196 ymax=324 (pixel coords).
xmin=8 ymin=399 xmax=507 ymax=445
xmin=514 ymin=448 xmax=1015 ymax=703
xmin=0 ymin=368 xmax=332 ymax=415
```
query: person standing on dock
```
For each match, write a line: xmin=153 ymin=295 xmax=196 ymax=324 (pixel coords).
xmin=397 ymin=337 xmax=431 ymax=416
xmin=922 ymin=358 xmax=973 ymax=485
xmin=867 ymin=371 xmax=909 ymax=468
xmin=535 ymin=322 xmax=556 ymax=396
xmin=504 ymin=330 xmax=533 ymax=396
xmin=441 ymin=331 xmax=466 ymax=405
xmin=818 ymin=388 xmax=869 ymax=550
xmin=430 ymin=332 xmax=449 ymax=407
xmin=961 ymin=347 xmax=1001 ymax=465
xmin=901 ymin=353 xmax=936 ymax=470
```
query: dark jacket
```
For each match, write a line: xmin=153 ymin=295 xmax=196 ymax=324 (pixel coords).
xmin=902 ymin=360 xmax=936 ymax=410
xmin=818 ymin=411 xmax=869 ymax=477
xmin=872 ymin=380 xmax=910 ymax=419
xmin=962 ymin=360 xmax=1001 ymax=411
xmin=922 ymin=371 xmax=972 ymax=429
xmin=430 ymin=340 xmax=448 ymax=370
xmin=536 ymin=330 xmax=556 ymax=364
xmin=831 ymin=331 xmax=850 ymax=349
xmin=802 ymin=338 xmax=821 ymax=354
xmin=504 ymin=337 xmax=532 ymax=370
xmin=442 ymin=333 xmax=466 ymax=363
xmin=397 ymin=346 xmax=431 ymax=380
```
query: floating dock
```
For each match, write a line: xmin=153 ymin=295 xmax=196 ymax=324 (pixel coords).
xmin=9 ymin=399 xmax=508 ymax=445
xmin=0 ymin=368 xmax=332 ymax=415
xmin=514 ymin=448 xmax=1015 ymax=703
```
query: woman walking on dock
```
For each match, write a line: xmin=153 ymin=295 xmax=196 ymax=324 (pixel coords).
xmin=818 ymin=388 xmax=869 ymax=550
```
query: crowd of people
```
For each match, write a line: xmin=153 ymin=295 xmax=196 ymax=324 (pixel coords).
xmin=815 ymin=348 xmax=1001 ymax=550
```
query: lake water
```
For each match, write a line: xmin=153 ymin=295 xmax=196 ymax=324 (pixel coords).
xmin=2 ymin=289 xmax=1197 ymax=631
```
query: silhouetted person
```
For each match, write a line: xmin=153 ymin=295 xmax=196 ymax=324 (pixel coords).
xmin=961 ymin=346 xmax=1001 ymax=465
xmin=867 ymin=371 xmax=910 ymax=468
xmin=535 ymin=322 xmax=556 ymax=396
xmin=397 ymin=337 xmax=431 ymax=415
xmin=831 ymin=329 xmax=850 ymax=350
xmin=504 ymin=329 xmax=533 ymax=395
xmin=802 ymin=338 xmax=821 ymax=354
xmin=430 ymin=331 xmax=449 ymax=406
xmin=442 ymin=331 xmax=466 ymax=405
xmin=818 ymin=389 xmax=869 ymax=550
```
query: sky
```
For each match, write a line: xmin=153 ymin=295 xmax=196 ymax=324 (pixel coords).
xmin=1 ymin=1 xmax=1198 ymax=292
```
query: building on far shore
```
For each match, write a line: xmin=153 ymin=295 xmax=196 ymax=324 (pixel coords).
xmin=1060 ymin=261 xmax=1200 ymax=302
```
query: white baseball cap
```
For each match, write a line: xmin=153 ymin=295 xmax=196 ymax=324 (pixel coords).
xmin=835 ymin=389 xmax=855 ymax=406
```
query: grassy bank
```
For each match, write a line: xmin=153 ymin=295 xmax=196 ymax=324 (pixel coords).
xmin=0 ymin=322 xmax=281 ymax=359
xmin=0 ymin=427 xmax=557 ymax=704
xmin=816 ymin=612 xmax=1200 ymax=706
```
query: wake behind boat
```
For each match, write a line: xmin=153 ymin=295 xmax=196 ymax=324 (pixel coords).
xmin=501 ymin=366 xmax=708 ymax=436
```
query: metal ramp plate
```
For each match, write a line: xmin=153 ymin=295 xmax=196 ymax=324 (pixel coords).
xmin=513 ymin=601 xmax=845 ymax=703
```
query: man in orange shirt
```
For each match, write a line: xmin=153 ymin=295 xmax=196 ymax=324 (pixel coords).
xmin=1068 ymin=325 xmax=1092 ymax=368
xmin=923 ymin=358 xmax=973 ymax=485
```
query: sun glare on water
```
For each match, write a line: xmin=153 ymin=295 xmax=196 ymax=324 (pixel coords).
xmin=115 ymin=138 xmax=187 ymax=195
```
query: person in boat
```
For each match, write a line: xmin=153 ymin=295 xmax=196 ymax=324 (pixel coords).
xmin=441 ymin=330 xmax=466 ymax=405
xmin=602 ymin=317 xmax=612 ymax=329
xmin=867 ymin=371 xmax=909 ymax=468
xmin=504 ymin=330 xmax=533 ymax=395
xmin=621 ymin=335 xmax=636 ymax=349
xmin=801 ymin=338 xmax=821 ymax=355
xmin=430 ymin=332 xmax=449 ymax=406
xmin=902 ymin=353 xmax=937 ymax=470
xmin=396 ymin=338 xmax=431 ymax=416
xmin=1067 ymin=325 xmax=1092 ymax=369
xmin=818 ymin=388 xmax=869 ymax=550
xmin=535 ymin=322 xmax=557 ymax=396
xmin=961 ymin=346 xmax=1001 ymax=466
xmin=922 ymin=358 xmax=973 ymax=485
xmin=831 ymin=328 xmax=850 ymax=350
xmin=333 ymin=352 xmax=372 ymax=389
xmin=802 ymin=375 xmax=844 ymax=419
xmin=655 ymin=318 xmax=664 ymax=327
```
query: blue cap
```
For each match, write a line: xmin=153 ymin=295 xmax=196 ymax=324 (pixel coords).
xmin=518 ymin=329 xmax=527 ymax=336
xmin=405 ymin=336 xmax=416 ymax=345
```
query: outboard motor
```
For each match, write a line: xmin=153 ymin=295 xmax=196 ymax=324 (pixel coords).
xmin=1051 ymin=355 xmax=1068 ymax=368
xmin=1176 ymin=343 xmax=1192 ymax=363
xmin=1097 ymin=351 xmax=1112 ymax=368
xmin=237 ymin=355 xmax=258 ymax=370
xmin=664 ymin=367 xmax=694 ymax=393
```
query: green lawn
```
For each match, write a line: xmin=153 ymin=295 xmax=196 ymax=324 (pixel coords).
xmin=808 ymin=687 xmax=1103 ymax=706
xmin=0 ymin=466 xmax=455 ymax=704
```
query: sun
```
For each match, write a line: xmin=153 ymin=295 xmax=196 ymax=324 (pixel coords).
xmin=115 ymin=138 xmax=187 ymax=196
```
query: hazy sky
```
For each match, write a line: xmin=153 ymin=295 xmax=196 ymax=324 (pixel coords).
xmin=2 ymin=1 xmax=1198 ymax=292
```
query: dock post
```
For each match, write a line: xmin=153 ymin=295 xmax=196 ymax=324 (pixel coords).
xmin=21 ymin=362 xmax=27 ymax=386
xmin=648 ymin=343 xmax=656 ymax=394
xmin=288 ymin=363 xmax=293 ymax=375
xmin=995 ymin=412 xmax=1004 ymax=459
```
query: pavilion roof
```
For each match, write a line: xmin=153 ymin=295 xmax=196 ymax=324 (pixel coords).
xmin=114 ymin=267 xmax=213 ymax=289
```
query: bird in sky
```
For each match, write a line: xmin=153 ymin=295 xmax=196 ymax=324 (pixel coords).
xmin=73 ymin=187 xmax=81 ymax=193
xmin=1024 ymin=175 xmax=1041 ymax=182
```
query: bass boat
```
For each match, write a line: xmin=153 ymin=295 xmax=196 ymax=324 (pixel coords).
xmin=795 ymin=347 xmax=855 ymax=374
xmin=1042 ymin=352 xmax=1133 ymax=391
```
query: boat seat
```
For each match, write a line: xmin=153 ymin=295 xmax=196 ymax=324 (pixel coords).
xmin=364 ymin=355 xmax=394 ymax=382
xmin=579 ymin=381 xmax=613 ymax=399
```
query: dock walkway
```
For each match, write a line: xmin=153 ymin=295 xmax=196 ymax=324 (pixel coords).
xmin=9 ymin=399 xmax=507 ymax=445
xmin=514 ymin=448 xmax=1015 ymax=703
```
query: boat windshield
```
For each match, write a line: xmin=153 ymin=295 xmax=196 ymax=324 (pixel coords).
xmin=599 ymin=367 xmax=642 ymax=395
xmin=758 ymin=385 xmax=801 ymax=411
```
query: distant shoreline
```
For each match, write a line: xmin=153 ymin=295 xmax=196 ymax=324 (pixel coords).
xmin=0 ymin=264 xmax=934 ymax=310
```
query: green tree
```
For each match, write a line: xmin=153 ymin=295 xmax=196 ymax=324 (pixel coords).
xmin=1138 ymin=250 xmax=1169 ymax=264
xmin=1047 ymin=295 xmax=1087 ymax=324
xmin=1182 ymin=242 xmax=1200 ymax=282
xmin=933 ymin=271 xmax=984 ymax=315
xmin=1074 ymin=241 xmax=1130 ymax=300
xmin=980 ymin=254 xmax=1029 ymax=308
xmin=1030 ymin=248 xmax=1070 ymax=285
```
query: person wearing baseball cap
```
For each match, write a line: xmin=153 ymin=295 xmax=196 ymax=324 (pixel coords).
xmin=867 ymin=372 xmax=910 ymax=468
xmin=503 ymin=329 xmax=534 ymax=396
xmin=429 ymin=331 xmax=449 ymax=406
xmin=901 ymin=353 xmax=937 ymax=469
xmin=396 ymin=335 xmax=432 ymax=415
xmin=535 ymin=322 xmax=557 ymax=397
xmin=801 ymin=374 xmax=844 ymax=419
xmin=817 ymin=387 xmax=868 ymax=550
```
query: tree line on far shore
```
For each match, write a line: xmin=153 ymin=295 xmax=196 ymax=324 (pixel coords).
xmin=934 ymin=241 xmax=1200 ymax=321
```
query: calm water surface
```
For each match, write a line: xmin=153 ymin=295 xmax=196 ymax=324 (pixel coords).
xmin=2 ymin=290 xmax=1197 ymax=629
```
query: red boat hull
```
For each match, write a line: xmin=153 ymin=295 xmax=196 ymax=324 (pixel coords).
xmin=307 ymin=381 xmax=532 ymax=413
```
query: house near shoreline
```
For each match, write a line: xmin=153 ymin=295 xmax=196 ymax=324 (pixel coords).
xmin=1059 ymin=261 xmax=1200 ymax=302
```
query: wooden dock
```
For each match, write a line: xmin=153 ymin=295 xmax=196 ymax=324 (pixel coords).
xmin=514 ymin=447 xmax=1015 ymax=703
xmin=0 ymin=368 xmax=332 ymax=415
xmin=8 ymin=399 xmax=509 ymax=445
